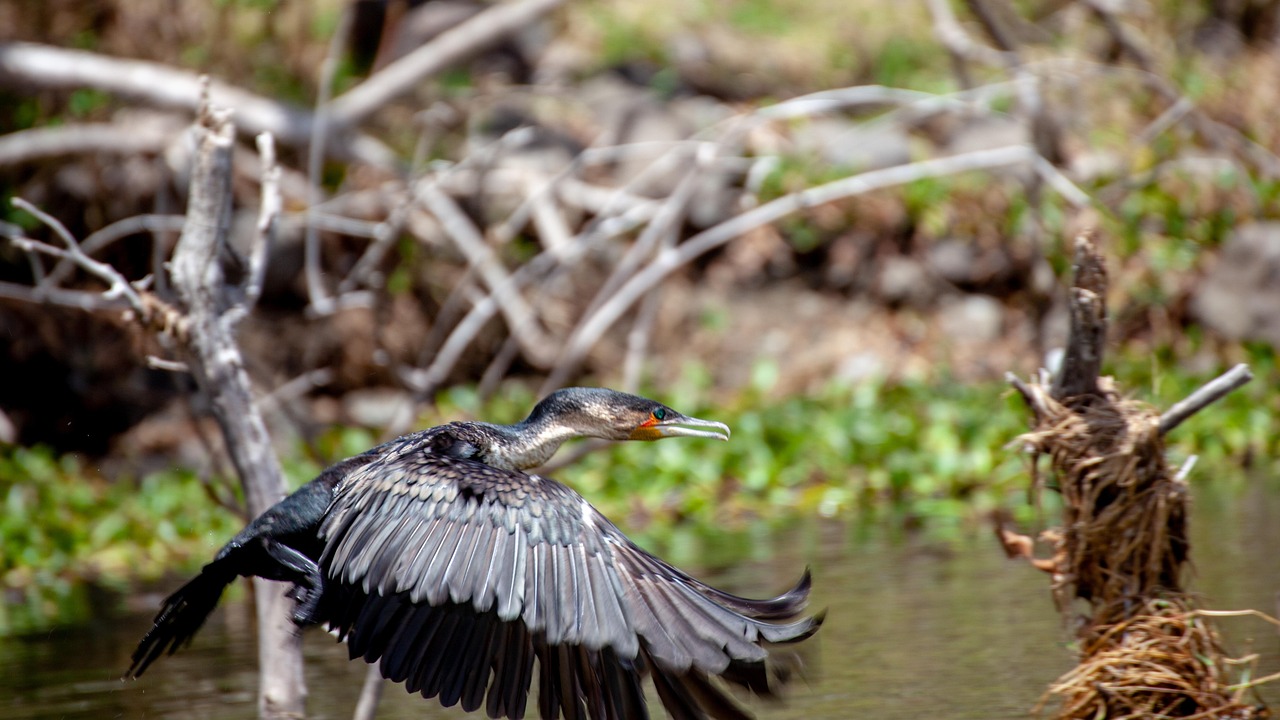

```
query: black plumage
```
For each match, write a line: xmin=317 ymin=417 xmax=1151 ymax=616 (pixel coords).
xmin=127 ymin=387 xmax=823 ymax=719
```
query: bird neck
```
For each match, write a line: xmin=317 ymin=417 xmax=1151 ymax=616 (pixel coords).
xmin=470 ymin=417 xmax=580 ymax=471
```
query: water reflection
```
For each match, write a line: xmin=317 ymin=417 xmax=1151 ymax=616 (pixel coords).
xmin=3 ymin=478 xmax=1277 ymax=719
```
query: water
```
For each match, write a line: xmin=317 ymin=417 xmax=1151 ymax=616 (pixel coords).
xmin=3 ymin=478 xmax=1277 ymax=719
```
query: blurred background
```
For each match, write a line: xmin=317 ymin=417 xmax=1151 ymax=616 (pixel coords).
xmin=0 ymin=0 xmax=1277 ymax=717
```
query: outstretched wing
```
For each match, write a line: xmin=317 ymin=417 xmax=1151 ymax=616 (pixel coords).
xmin=318 ymin=445 xmax=820 ymax=719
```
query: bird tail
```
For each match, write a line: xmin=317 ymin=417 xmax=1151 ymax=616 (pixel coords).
xmin=125 ymin=560 xmax=237 ymax=679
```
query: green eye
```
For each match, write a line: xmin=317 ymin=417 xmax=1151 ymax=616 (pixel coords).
xmin=653 ymin=408 xmax=666 ymax=421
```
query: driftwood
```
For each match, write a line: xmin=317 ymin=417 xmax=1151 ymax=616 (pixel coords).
xmin=1002 ymin=230 xmax=1269 ymax=719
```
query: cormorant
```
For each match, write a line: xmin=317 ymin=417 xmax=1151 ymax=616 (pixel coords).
xmin=127 ymin=387 xmax=822 ymax=719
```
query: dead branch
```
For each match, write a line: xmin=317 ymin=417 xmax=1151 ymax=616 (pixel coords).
xmin=924 ymin=0 xmax=1011 ymax=72
xmin=0 ymin=278 xmax=129 ymax=311
xmin=328 ymin=0 xmax=566 ymax=127
xmin=9 ymin=197 xmax=150 ymax=318
xmin=0 ymin=117 xmax=180 ymax=165
xmin=1051 ymin=230 xmax=1108 ymax=400
xmin=241 ymin=133 xmax=280 ymax=314
xmin=1158 ymin=364 xmax=1254 ymax=437
xmin=351 ymin=664 xmax=385 ymax=720
xmin=0 ymin=40 xmax=396 ymax=167
xmin=555 ymin=144 xmax=1046 ymax=384
xmin=167 ymin=91 xmax=306 ymax=719
xmin=542 ymin=146 xmax=707 ymax=392
xmin=416 ymin=181 xmax=558 ymax=366
xmin=44 ymin=214 xmax=187 ymax=288
xmin=301 ymin=6 xmax=354 ymax=317
xmin=1080 ymin=0 xmax=1280 ymax=178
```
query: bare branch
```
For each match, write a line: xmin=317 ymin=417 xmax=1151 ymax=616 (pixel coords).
xmin=542 ymin=146 xmax=707 ymax=392
xmin=146 ymin=356 xmax=190 ymax=373
xmin=416 ymin=181 xmax=557 ymax=366
xmin=1172 ymin=454 xmax=1198 ymax=484
xmin=338 ymin=197 xmax=411 ymax=294
xmin=168 ymin=87 xmax=306 ymax=717
xmin=1051 ymin=231 xmax=1108 ymax=400
xmin=0 ymin=278 xmax=128 ymax=311
xmin=924 ymin=0 xmax=1012 ymax=69
xmin=243 ymin=133 xmax=280 ymax=313
xmin=328 ymin=0 xmax=566 ymax=127
xmin=257 ymin=368 xmax=335 ymax=415
xmin=1081 ymin=0 xmax=1280 ymax=178
xmin=1158 ymin=364 xmax=1253 ymax=436
xmin=302 ymin=7 xmax=354 ymax=317
xmin=352 ymin=665 xmax=385 ymax=720
xmin=10 ymin=198 xmax=149 ymax=315
xmin=555 ymin=144 xmax=1041 ymax=381
xmin=0 ymin=116 xmax=181 ymax=166
xmin=43 ymin=214 xmax=187 ymax=288
xmin=0 ymin=40 xmax=396 ymax=167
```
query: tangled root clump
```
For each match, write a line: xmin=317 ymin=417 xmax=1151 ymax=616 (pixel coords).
xmin=1016 ymin=380 xmax=1187 ymax=612
xmin=1042 ymin=598 xmax=1268 ymax=720
xmin=1013 ymin=379 xmax=1273 ymax=720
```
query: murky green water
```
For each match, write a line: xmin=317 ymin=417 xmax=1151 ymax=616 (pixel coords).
xmin=3 ymin=477 xmax=1277 ymax=719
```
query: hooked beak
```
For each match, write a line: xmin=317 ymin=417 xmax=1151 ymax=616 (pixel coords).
xmin=631 ymin=413 xmax=731 ymax=442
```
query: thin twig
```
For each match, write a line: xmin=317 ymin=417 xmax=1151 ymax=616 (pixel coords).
xmin=0 ymin=41 xmax=396 ymax=166
xmin=1158 ymin=364 xmax=1253 ymax=436
xmin=0 ymin=116 xmax=182 ymax=166
xmin=416 ymin=181 xmax=557 ymax=366
xmin=9 ymin=198 xmax=148 ymax=315
xmin=478 ymin=336 xmax=522 ymax=403
xmin=257 ymin=369 xmax=335 ymax=415
xmin=338 ymin=196 xmax=411 ymax=293
xmin=924 ymin=0 xmax=1012 ymax=69
xmin=327 ymin=0 xmax=566 ymax=127
xmin=43 ymin=214 xmax=187 ymax=288
xmin=244 ymin=132 xmax=280 ymax=312
xmin=555 ymin=144 xmax=1042 ymax=381
xmin=0 ymin=279 xmax=129 ymax=311
xmin=351 ymin=665 xmax=385 ymax=720
xmin=302 ymin=6 xmax=353 ymax=317
xmin=1172 ymin=455 xmax=1198 ymax=483
xmin=543 ymin=145 xmax=706 ymax=392
xmin=146 ymin=356 xmax=190 ymax=373
xmin=1082 ymin=0 xmax=1280 ymax=178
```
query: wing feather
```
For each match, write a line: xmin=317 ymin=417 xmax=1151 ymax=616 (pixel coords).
xmin=319 ymin=449 xmax=820 ymax=720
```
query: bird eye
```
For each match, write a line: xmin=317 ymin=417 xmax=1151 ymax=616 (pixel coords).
xmin=652 ymin=408 xmax=666 ymax=421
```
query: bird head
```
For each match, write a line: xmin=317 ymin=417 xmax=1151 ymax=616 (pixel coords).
xmin=527 ymin=387 xmax=731 ymax=443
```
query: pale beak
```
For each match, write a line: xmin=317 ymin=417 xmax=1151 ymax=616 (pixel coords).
xmin=651 ymin=413 xmax=731 ymax=442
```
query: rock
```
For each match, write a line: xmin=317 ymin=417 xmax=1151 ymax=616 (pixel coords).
xmin=788 ymin=118 xmax=912 ymax=171
xmin=926 ymin=239 xmax=980 ymax=285
xmin=938 ymin=293 xmax=1004 ymax=344
xmin=1192 ymin=221 xmax=1280 ymax=344
xmin=876 ymin=255 xmax=935 ymax=306
xmin=944 ymin=115 xmax=1030 ymax=156
xmin=925 ymin=238 xmax=1014 ymax=288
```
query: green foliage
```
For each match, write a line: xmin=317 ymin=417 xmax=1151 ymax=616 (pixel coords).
xmin=728 ymin=0 xmax=791 ymax=35
xmin=67 ymin=89 xmax=112 ymax=119
xmin=872 ymin=37 xmax=952 ymax=93
xmin=0 ymin=446 xmax=241 ymax=634
xmin=2 ymin=350 xmax=1272 ymax=631
xmin=550 ymin=375 xmax=1029 ymax=525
